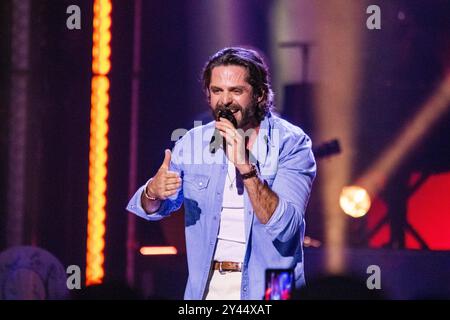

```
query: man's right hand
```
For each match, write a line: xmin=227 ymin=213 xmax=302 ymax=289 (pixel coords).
xmin=145 ymin=149 xmax=182 ymax=201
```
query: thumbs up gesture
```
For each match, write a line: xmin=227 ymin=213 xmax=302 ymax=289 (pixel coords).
xmin=145 ymin=149 xmax=182 ymax=201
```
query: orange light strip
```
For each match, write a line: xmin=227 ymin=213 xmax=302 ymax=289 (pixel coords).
xmin=86 ymin=0 xmax=112 ymax=286
xmin=139 ymin=246 xmax=178 ymax=256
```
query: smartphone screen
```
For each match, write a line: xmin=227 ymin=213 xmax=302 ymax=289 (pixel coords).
xmin=264 ymin=269 xmax=295 ymax=300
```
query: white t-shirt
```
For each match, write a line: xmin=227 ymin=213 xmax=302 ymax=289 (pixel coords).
xmin=213 ymin=160 xmax=246 ymax=262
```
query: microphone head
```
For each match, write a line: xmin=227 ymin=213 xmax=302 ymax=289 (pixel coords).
xmin=217 ymin=109 xmax=238 ymax=128
xmin=210 ymin=109 xmax=237 ymax=154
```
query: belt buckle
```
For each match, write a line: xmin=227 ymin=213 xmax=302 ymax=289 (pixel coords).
xmin=218 ymin=262 xmax=227 ymax=275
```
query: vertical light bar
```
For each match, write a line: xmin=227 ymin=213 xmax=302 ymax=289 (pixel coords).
xmin=314 ymin=1 xmax=363 ymax=274
xmin=86 ymin=0 xmax=112 ymax=286
xmin=7 ymin=0 xmax=31 ymax=247
xmin=126 ymin=0 xmax=142 ymax=287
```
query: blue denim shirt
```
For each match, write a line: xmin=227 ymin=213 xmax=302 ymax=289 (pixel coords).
xmin=126 ymin=112 xmax=316 ymax=300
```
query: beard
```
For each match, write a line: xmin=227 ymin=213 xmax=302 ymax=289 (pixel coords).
xmin=211 ymin=98 xmax=259 ymax=129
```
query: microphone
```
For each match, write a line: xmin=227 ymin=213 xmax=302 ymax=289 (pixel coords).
xmin=210 ymin=109 xmax=238 ymax=153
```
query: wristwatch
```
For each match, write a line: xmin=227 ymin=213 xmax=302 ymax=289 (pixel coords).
xmin=240 ymin=164 xmax=258 ymax=180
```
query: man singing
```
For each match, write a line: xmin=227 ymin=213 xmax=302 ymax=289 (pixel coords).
xmin=127 ymin=47 xmax=316 ymax=300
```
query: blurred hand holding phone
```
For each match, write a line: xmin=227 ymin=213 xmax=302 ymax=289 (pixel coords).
xmin=264 ymin=268 xmax=295 ymax=300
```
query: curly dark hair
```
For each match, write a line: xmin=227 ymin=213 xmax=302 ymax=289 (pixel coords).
xmin=202 ymin=47 xmax=274 ymax=122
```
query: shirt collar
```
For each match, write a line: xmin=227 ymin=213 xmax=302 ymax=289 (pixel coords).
xmin=250 ymin=112 xmax=273 ymax=168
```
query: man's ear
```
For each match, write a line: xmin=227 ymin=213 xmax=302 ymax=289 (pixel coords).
xmin=253 ymin=88 xmax=265 ymax=104
xmin=256 ymin=92 xmax=265 ymax=104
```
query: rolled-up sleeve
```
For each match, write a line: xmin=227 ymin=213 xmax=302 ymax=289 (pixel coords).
xmin=126 ymin=139 xmax=185 ymax=220
xmin=126 ymin=183 xmax=182 ymax=221
xmin=264 ymin=133 xmax=316 ymax=242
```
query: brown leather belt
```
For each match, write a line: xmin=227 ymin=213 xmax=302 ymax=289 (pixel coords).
xmin=213 ymin=261 xmax=243 ymax=272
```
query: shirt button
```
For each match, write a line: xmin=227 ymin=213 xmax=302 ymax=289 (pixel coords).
xmin=243 ymin=287 xmax=247 ymax=292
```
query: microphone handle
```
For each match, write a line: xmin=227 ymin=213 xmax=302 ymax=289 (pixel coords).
xmin=209 ymin=128 xmax=222 ymax=154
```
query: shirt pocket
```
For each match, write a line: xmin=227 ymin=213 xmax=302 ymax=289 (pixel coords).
xmin=183 ymin=174 xmax=210 ymax=200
